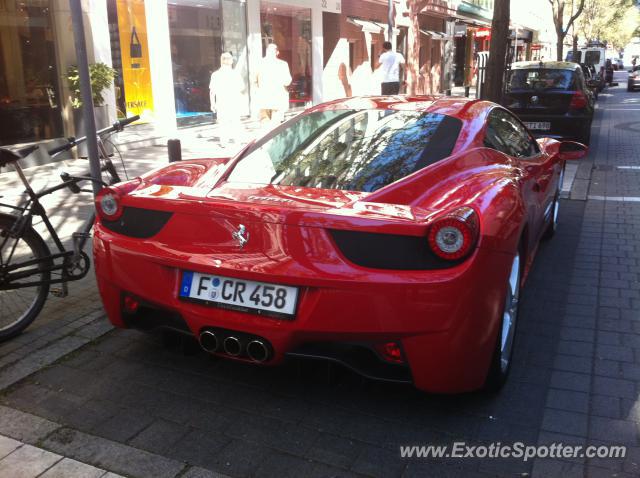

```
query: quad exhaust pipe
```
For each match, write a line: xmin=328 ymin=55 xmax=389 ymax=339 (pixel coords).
xmin=223 ymin=336 xmax=242 ymax=356
xmin=246 ymin=340 xmax=269 ymax=363
xmin=199 ymin=329 xmax=272 ymax=362
xmin=199 ymin=330 xmax=219 ymax=352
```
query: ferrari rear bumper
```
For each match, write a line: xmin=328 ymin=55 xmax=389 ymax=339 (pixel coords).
xmin=93 ymin=225 xmax=514 ymax=393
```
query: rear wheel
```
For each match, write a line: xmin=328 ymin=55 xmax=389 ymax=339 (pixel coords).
xmin=484 ymin=252 xmax=521 ymax=392
xmin=579 ymin=121 xmax=592 ymax=146
xmin=543 ymin=166 xmax=564 ymax=240
xmin=0 ymin=215 xmax=51 ymax=341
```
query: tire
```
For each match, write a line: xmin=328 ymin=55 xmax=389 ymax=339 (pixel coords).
xmin=543 ymin=166 xmax=564 ymax=240
xmin=484 ymin=251 xmax=521 ymax=392
xmin=0 ymin=214 xmax=51 ymax=341
xmin=579 ymin=121 xmax=592 ymax=146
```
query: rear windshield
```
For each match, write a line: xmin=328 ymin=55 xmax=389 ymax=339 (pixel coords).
xmin=566 ymin=51 xmax=582 ymax=63
xmin=507 ymin=69 xmax=575 ymax=91
xmin=585 ymin=51 xmax=601 ymax=66
xmin=227 ymin=109 xmax=462 ymax=193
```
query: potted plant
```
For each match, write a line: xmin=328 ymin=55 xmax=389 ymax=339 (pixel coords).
xmin=66 ymin=62 xmax=117 ymax=156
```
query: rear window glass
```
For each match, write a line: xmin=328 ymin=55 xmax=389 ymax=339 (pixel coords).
xmin=507 ymin=69 xmax=575 ymax=91
xmin=567 ymin=51 xmax=582 ymax=63
xmin=585 ymin=51 xmax=601 ymax=65
xmin=227 ymin=109 xmax=462 ymax=193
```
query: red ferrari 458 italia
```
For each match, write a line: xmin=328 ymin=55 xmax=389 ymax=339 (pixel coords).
xmin=93 ymin=96 xmax=587 ymax=393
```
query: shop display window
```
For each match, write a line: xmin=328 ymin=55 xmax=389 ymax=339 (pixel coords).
xmin=0 ymin=0 xmax=62 ymax=146
xmin=261 ymin=2 xmax=312 ymax=107
xmin=168 ymin=0 xmax=248 ymax=126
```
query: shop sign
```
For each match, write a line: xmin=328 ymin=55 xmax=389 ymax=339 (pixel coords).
xmin=475 ymin=28 xmax=491 ymax=38
xmin=320 ymin=0 xmax=341 ymax=14
xmin=116 ymin=0 xmax=154 ymax=119
xmin=454 ymin=24 xmax=467 ymax=37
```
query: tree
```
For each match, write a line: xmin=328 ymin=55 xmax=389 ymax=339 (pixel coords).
xmin=549 ymin=0 xmax=586 ymax=61
xmin=576 ymin=0 xmax=640 ymax=50
xmin=483 ymin=0 xmax=510 ymax=103
xmin=405 ymin=1 xmax=430 ymax=95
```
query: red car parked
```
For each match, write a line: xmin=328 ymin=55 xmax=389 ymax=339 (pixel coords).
xmin=93 ymin=96 xmax=587 ymax=393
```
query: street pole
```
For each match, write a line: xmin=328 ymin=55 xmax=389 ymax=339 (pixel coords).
xmin=69 ymin=0 xmax=101 ymax=196
xmin=387 ymin=0 xmax=393 ymax=42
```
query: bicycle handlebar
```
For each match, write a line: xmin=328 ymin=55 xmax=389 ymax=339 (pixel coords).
xmin=47 ymin=115 xmax=140 ymax=157
xmin=47 ymin=139 xmax=76 ymax=157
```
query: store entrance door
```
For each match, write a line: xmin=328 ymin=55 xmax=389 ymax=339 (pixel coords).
xmin=260 ymin=2 xmax=312 ymax=109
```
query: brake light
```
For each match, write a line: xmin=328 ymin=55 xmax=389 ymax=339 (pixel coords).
xmin=569 ymin=91 xmax=587 ymax=110
xmin=96 ymin=187 xmax=123 ymax=221
xmin=428 ymin=207 xmax=479 ymax=261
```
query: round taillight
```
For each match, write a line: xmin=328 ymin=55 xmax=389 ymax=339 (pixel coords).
xmin=100 ymin=193 xmax=118 ymax=216
xmin=96 ymin=187 xmax=122 ymax=221
xmin=428 ymin=208 xmax=479 ymax=261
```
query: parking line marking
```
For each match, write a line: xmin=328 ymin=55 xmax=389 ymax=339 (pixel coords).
xmin=588 ymin=196 xmax=640 ymax=202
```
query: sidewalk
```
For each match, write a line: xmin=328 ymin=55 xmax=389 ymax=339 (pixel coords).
xmin=0 ymin=434 xmax=120 ymax=478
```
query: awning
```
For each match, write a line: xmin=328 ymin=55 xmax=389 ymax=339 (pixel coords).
xmin=454 ymin=13 xmax=492 ymax=28
xmin=347 ymin=17 xmax=383 ymax=34
xmin=420 ymin=30 xmax=451 ymax=40
xmin=373 ymin=21 xmax=401 ymax=36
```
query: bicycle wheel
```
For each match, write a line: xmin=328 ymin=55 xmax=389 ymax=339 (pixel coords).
xmin=0 ymin=214 xmax=51 ymax=341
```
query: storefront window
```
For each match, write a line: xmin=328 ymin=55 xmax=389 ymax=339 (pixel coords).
xmin=167 ymin=0 xmax=248 ymax=126
xmin=261 ymin=2 xmax=312 ymax=108
xmin=0 ymin=0 xmax=62 ymax=146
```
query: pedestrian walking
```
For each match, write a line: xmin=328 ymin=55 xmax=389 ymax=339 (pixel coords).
xmin=255 ymin=44 xmax=292 ymax=125
xmin=209 ymin=52 xmax=243 ymax=145
xmin=376 ymin=41 xmax=405 ymax=95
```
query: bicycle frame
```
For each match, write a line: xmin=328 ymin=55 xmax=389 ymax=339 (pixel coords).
xmin=0 ymin=140 xmax=117 ymax=292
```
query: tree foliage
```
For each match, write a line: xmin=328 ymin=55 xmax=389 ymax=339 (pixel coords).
xmin=66 ymin=63 xmax=116 ymax=109
xmin=575 ymin=0 xmax=640 ymax=49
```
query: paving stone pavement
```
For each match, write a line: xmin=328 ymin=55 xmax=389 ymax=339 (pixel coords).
xmin=0 ymin=72 xmax=638 ymax=477
xmin=0 ymin=432 xmax=121 ymax=478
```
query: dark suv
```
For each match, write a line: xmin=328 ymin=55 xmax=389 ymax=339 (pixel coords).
xmin=503 ymin=61 xmax=594 ymax=144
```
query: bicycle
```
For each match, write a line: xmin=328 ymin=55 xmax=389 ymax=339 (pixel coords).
xmin=0 ymin=115 xmax=139 ymax=341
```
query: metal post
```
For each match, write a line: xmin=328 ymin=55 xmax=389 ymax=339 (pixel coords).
xmin=69 ymin=0 xmax=101 ymax=196
xmin=167 ymin=139 xmax=182 ymax=163
xmin=387 ymin=0 xmax=393 ymax=42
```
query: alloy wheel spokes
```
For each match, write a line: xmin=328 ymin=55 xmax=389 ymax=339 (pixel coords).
xmin=500 ymin=253 xmax=520 ymax=372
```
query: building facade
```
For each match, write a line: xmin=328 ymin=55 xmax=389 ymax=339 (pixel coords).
xmin=0 ymin=0 xmax=555 ymax=149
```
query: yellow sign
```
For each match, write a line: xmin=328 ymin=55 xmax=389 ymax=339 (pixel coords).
xmin=116 ymin=0 xmax=153 ymax=118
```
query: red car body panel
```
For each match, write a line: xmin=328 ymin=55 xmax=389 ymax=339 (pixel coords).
xmin=93 ymin=96 xmax=568 ymax=393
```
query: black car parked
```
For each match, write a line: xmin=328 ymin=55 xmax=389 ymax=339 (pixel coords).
xmin=503 ymin=61 xmax=595 ymax=145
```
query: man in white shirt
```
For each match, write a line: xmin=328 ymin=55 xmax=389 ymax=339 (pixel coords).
xmin=255 ymin=44 xmax=292 ymax=125
xmin=376 ymin=41 xmax=405 ymax=95
xmin=210 ymin=52 xmax=244 ymax=145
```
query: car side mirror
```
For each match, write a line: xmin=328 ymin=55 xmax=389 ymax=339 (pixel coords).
xmin=558 ymin=141 xmax=588 ymax=160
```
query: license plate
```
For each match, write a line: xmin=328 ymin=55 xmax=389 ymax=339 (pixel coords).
xmin=179 ymin=271 xmax=298 ymax=319
xmin=524 ymin=121 xmax=551 ymax=131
